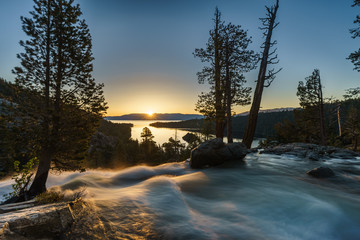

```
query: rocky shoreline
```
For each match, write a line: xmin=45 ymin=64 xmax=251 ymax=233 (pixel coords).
xmin=258 ymin=142 xmax=360 ymax=161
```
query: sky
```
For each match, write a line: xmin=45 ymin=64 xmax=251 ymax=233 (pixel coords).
xmin=0 ymin=0 xmax=359 ymax=116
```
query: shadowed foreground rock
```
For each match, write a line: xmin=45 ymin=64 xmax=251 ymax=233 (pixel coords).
xmin=0 ymin=199 xmax=107 ymax=240
xmin=307 ymin=167 xmax=335 ymax=178
xmin=190 ymin=138 xmax=248 ymax=168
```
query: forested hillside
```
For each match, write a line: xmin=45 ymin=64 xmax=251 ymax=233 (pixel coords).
xmin=150 ymin=110 xmax=295 ymax=138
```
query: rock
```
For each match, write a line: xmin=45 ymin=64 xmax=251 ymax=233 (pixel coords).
xmin=329 ymin=149 xmax=359 ymax=159
xmin=190 ymin=139 xmax=248 ymax=169
xmin=0 ymin=201 xmax=75 ymax=239
xmin=260 ymin=143 xmax=360 ymax=160
xmin=307 ymin=152 xmax=321 ymax=161
xmin=0 ymin=199 xmax=106 ymax=240
xmin=307 ymin=167 xmax=335 ymax=178
xmin=227 ymin=143 xmax=248 ymax=159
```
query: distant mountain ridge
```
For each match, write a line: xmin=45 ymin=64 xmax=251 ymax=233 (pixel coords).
xmin=106 ymin=113 xmax=204 ymax=121
xmin=235 ymin=107 xmax=296 ymax=117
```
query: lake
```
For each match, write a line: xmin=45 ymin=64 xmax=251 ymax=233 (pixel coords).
xmin=110 ymin=120 xmax=259 ymax=147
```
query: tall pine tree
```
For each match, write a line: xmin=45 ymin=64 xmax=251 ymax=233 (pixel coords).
xmin=13 ymin=0 xmax=107 ymax=197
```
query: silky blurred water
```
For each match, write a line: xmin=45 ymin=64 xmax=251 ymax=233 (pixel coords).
xmin=1 ymin=153 xmax=360 ymax=239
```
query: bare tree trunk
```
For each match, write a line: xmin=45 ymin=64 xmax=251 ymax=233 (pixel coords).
xmin=243 ymin=0 xmax=279 ymax=149
xmin=337 ymin=104 xmax=342 ymax=137
xmin=225 ymin=60 xmax=233 ymax=143
xmin=214 ymin=7 xmax=225 ymax=139
xmin=318 ymin=75 xmax=327 ymax=145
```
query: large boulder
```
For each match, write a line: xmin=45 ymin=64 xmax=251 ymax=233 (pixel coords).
xmin=190 ymin=139 xmax=248 ymax=168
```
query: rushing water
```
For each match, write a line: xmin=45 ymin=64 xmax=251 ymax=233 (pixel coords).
xmin=1 ymin=153 xmax=360 ymax=239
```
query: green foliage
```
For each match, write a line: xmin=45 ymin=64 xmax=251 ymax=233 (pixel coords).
xmin=3 ymin=157 xmax=38 ymax=200
xmin=273 ymin=93 xmax=360 ymax=151
xmin=343 ymin=106 xmax=360 ymax=150
xmin=344 ymin=87 xmax=360 ymax=100
xmin=35 ymin=187 xmax=87 ymax=204
xmin=297 ymin=69 xmax=323 ymax=109
xmin=87 ymin=120 xmax=132 ymax=168
xmin=348 ymin=0 xmax=360 ymax=71
xmin=98 ymin=120 xmax=131 ymax=141
xmin=141 ymin=127 xmax=155 ymax=143
xmin=35 ymin=190 xmax=64 ymax=204
xmin=151 ymin=111 xmax=295 ymax=139
xmin=162 ymin=137 xmax=185 ymax=160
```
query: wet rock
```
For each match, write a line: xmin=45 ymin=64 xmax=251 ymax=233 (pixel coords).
xmin=307 ymin=167 xmax=335 ymax=178
xmin=307 ymin=152 xmax=321 ymax=161
xmin=0 ymin=201 xmax=74 ymax=239
xmin=260 ymin=143 xmax=360 ymax=161
xmin=0 ymin=199 xmax=105 ymax=240
xmin=329 ymin=149 xmax=359 ymax=159
xmin=190 ymin=139 xmax=248 ymax=168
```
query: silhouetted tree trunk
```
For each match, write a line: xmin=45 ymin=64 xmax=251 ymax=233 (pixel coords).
xmin=225 ymin=62 xmax=233 ymax=142
xmin=243 ymin=0 xmax=280 ymax=149
xmin=318 ymin=75 xmax=326 ymax=145
xmin=213 ymin=8 xmax=225 ymax=139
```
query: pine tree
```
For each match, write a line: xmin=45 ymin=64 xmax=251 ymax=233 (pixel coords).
xmin=194 ymin=8 xmax=255 ymax=141
xmin=349 ymin=0 xmax=360 ymax=71
xmin=243 ymin=0 xmax=281 ymax=149
xmin=13 ymin=0 xmax=107 ymax=197
xmin=222 ymin=23 xmax=255 ymax=142
xmin=194 ymin=7 xmax=224 ymax=138
xmin=296 ymin=69 xmax=326 ymax=145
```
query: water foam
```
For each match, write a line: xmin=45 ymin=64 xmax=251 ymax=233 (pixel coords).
xmin=1 ymin=154 xmax=360 ymax=239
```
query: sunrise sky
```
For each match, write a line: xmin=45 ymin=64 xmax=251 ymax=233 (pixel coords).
xmin=0 ymin=0 xmax=359 ymax=116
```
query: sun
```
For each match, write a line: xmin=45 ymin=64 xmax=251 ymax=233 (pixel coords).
xmin=147 ymin=110 xmax=154 ymax=116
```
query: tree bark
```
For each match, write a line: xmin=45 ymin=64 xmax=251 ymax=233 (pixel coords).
xmin=318 ymin=74 xmax=327 ymax=145
xmin=29 ymin=0 xmax=52 ymax=196
xmin=242 ymin=0 xmax=279 ymax=149
xmin=225 ymin=56 xmax=233 ymax=143
xmin=29 ymin=149 xmax=51 ymax=196
xmin=214 ymin=7 xmax=225 ymax=139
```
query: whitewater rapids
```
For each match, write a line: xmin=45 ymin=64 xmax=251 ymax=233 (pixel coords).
xmin=1 ymin=153 xmax=360 ymax=239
